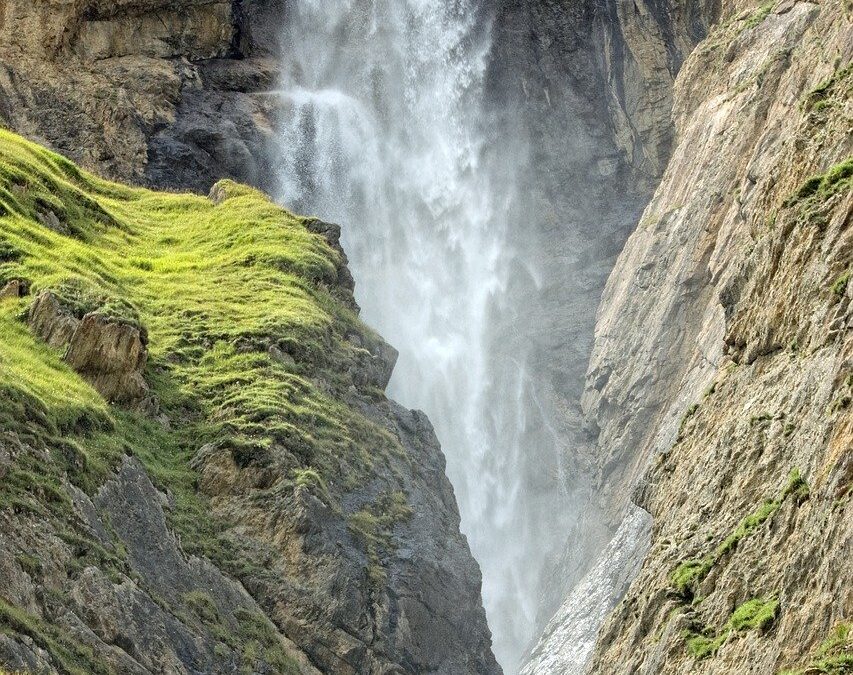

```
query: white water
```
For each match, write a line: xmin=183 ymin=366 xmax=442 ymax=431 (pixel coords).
xmin=274 ymin=2 xmax=573 ymax=669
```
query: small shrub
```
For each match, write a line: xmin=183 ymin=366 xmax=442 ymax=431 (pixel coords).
xmin=831 ymin=271 xmax=850 ymax=298
xmin=183 ymin=590 xmax=219 ymax=625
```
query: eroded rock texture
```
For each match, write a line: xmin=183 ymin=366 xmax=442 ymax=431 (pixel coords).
xmin=0 ymin=0 xmax=282 ymax=192
xmin=584 ymin=0 xmax=852 ymax=671
xmin=485 ymin=0 xmax=719 ymax=650
xmin=28 ymin=291 xmax=153 ymax=409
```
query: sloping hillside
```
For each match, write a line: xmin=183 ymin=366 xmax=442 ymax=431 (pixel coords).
xmin=0 ymin=129 xmax=498 ymax=675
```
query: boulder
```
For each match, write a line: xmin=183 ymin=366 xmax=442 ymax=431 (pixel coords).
xmin=28 ymin=291 xmax=152 ymax=408
xmin=65 ymin=312 xmax=149 ymax=405
xmin=0 ymin=279 xmax=24 ymax=299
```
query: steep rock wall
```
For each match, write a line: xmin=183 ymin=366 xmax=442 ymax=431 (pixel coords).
xmin=0 ymin=0 xmax=282 ymax=192
xmin=485 ymin=0 xmax=719 ymax=651
xmin=584 ymin=0 xmax=852 ymax=670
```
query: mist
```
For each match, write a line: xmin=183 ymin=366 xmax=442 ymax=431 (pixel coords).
xmin=272 ymin=1 xmax=586 ymax=670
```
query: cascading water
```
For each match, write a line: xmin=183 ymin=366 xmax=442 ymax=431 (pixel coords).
xmin=273 ymin=2 xmax=574 ymax=669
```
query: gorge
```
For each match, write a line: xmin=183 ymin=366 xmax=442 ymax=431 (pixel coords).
xmin=0 ymin=0 xmax=850 ymax=674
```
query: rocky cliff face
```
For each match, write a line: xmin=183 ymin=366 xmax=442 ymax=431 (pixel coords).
xmin=494 ymin=0 xmax=852 ymax=671
xmin=582 ymin=0 xmax=852 ymax=671
xmin=484 ymin=0 xmax=719 ymax=652
xmin=0 ymin=0 xmax=282 ymax=193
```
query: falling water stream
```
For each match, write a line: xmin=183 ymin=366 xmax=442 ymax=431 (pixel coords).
xmin=274 ymin=2 xmax=574 ymax=670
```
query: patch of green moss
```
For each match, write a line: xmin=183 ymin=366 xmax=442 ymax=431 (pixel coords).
xmin=728 ymin=597 xmax=779 ymax=631
xmin=684 ymin=596 xmax=778 ymax=660
xmin=831 ymin=271 xmax=850 ymax=298
xmin=779 ymin=622 xmax=853 ymax=674
xmin=785 ymin=158 xmax=853 ymax=207
xmin=671 ymin=469 xmax=808 ymax=597
xmin=685 ymin=630 xmax=728 ymax=660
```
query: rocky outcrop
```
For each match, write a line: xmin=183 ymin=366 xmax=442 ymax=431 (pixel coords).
xmin=28 ymin=291 xmax=152 ymax=408
xmin=0 ymin=0 xmax=282 ymax=192
xmin=191 ymin=399 xmax=498 ymax=675
xmin=581 ymin=0 xmax=852 ymax=671
xmin=0 ymin=132 xmax=498 ymax=674
xmin=0 ymin=447 xmax=317 ymax=675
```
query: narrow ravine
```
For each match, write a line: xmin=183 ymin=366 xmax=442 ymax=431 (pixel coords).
xmin=272 ymin=2 xmax=575 ymax=669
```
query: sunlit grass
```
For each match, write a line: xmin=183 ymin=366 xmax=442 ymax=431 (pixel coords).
xmin=0 ymin=126 xmax=401 ymax=570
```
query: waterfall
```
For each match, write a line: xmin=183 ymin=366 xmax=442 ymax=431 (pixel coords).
xmin=273 ymin=2 xmax=574 ymax=669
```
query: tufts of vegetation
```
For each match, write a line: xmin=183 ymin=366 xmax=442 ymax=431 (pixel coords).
xmin=671 ymin=469 xmax=809 ymax=597
xmin=831 ymin=271 xmax=850 ymax=299
xmin=781 ymin=468 xmax=810 ymax=504
xmin=802 ymin=65 xmax=853 ymax=112
xmin=684 ymin=596 xmax=779 ymax=660
xmin=0 ymin=597 xmax=111 ymax=675
xmin=0 ymin=128 xmax=410 ymax=669
xmin=233 ymin=608 xmax=301 ymax=675
xmin=728 ymin=597 xmax=779 ymax=631
xmin=742 ymin=1 xmax=774 ymax=30
xmin=784 ymin=159 xmax=853 ymax=208
xmin=678 ymin=403 xmax=701 ymax=438
xmin=183 ymin=590 xmax=220 ymax=625
xmin=779 ymin=622 xmax=853 ymax=674
xmin=348 ymin=490 xmax=414 ymax=584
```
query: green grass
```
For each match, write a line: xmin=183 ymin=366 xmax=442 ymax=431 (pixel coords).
xmin=233 ymin=608 xmax=301 ymax=675
xmin=685 ymin=596 xmax=779 ymax=660
xmin=785 ymin=158 xmax=853 ymax=207
xmin=803 ymin=65 xmax=853 ymax=112
xmin=728 ymin=597 xmax=779 ymax=631
xmin=671 ymin=470 xmax=809 ymax=596
xmin=779 ymin=623 xmax=853 ymax=674
xmin=0 ymin=128 xmax=409 ymax=670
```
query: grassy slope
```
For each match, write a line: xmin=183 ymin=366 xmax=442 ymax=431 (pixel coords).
xmin=0 ymin=128 xmax=402 ymax=671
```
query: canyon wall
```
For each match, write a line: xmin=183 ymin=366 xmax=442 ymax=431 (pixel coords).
xmin=1 ymin=0 xmax=850 ymax=673
xmin=489 ymin=0 xmax=851 ymax=672
xmin=584 ymin=0 xmax=853 ymax=670
xmin=484 ymin=0 xmax=719 ymax=656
